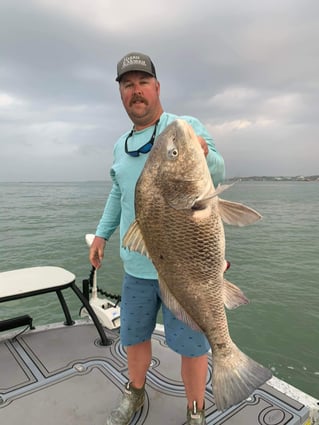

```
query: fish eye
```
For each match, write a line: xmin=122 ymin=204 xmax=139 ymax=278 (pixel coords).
xmin=168 ymin=148 xmax=178 ymax=159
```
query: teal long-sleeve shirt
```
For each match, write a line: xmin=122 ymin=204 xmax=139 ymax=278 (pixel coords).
xmin=95 ymin=111 xmax=225 ymax=279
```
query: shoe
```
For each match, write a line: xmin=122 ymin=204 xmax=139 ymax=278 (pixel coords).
xmin=106 ymin=381 xmax=145 ymax=425
xmin=186 ymin=401 xmax=206 ymax=425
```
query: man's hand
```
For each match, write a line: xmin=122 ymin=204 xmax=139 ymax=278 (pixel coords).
xmin=197 ymin=136 xmax=208 ymax=156
xmin=89 ymin=236 xmax=106 ymax=269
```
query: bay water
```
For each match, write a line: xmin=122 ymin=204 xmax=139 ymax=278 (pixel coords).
xmin=0 ymin=180 xmax=318 ymax=400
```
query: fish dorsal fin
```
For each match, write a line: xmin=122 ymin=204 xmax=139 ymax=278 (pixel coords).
xmin=122 ymin=220 xmax=150 ymax=258
xmin=223 ymin=279 xmax=249 ymax=310
xmin=158 ymin=275 xmax=202 ymax=332
xmin=218 ymin=198 xmax=262 ymax=226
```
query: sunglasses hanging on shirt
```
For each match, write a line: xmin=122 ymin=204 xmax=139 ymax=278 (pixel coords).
xmin=125 ymin=119 xmax=160 ymax=157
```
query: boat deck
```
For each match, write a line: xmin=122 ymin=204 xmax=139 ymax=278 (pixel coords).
xmin=0 ymin=322 xmax=314 ymax=425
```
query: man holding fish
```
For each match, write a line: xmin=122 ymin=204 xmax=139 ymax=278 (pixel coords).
xmin=90 ymin=52 xmax=270 ymax=425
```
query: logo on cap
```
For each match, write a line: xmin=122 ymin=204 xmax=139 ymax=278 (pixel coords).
xmin=121 ymin=55 xmax=147 ymax=70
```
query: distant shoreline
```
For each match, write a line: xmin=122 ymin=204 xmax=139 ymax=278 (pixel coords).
xmin=227 ymin=175 xmax=319 ymax=182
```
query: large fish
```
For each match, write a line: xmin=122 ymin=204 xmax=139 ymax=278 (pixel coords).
xmin=123 ymin=119 xmax=272 ymax=411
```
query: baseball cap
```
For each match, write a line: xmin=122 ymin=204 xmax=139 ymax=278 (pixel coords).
xmin=116 ymin=52 xmax=157 ymax=82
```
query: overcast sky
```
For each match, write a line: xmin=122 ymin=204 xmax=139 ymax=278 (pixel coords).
xmin=1 ymin=0 xmax=318 ymax=181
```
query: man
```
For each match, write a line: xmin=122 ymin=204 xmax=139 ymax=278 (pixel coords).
xmin=90 ymin=52 xmax=225 ymax=425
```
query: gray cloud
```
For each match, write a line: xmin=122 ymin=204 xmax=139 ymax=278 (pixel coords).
xmin=0 ymin=0 xmax=318 ymax=181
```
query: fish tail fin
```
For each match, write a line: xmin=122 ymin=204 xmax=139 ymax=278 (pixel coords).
xmin=212 ymin=343 xmax=272 ymax=411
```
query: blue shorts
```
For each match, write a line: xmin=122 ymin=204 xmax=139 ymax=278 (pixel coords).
xmin=120 ymin=273 xmax=210 ymax=357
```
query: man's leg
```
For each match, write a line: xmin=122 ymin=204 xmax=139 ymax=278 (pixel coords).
xmin=106 ymin=341 xmax=151 ymax=425
xmin=182 ymin=354 xmax=208 ymax=410
xmin=127 ymin=340 xmax=152 ymax=388
xmin=106 ymin=273 xmax=159 ymax=425
xmin=162 ymin=301 xmax=209 ymax=425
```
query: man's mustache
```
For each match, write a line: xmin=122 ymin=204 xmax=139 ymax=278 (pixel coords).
xmin=130 ymin=95 xmax=148 ymax=106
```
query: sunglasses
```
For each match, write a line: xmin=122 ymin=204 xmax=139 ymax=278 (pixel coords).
xmin=125 ymin=119 xmax=160 ymax=157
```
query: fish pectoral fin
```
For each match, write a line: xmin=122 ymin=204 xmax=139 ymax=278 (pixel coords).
xmin=122 ymin=220 xmax=150 ymax=258
xmin=158 ymin=276 xmax=202 ymax=332
xmin=211 ymin=182 xmax=235 ymax=197
xmin=223 ymin=279 xmax=249 ymax=310
xmin=218 ymin=198 xmax=262 ymax=226
xmin=199 ymin=183 xmax=235 ymax=201
xmin=166 ymin=181 xmax=230 ymax=210
xmin=196 ymin=182 xmax=234 ymax=204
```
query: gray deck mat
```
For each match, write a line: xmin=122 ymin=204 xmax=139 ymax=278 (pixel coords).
xmin=0 ymin=323 xmax=310 ymax=424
